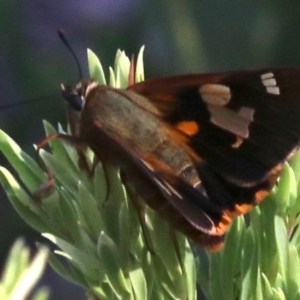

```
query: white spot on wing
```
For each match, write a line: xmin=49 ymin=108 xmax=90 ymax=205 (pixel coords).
xmin=230 ymin=107 xmax=255 ymax=148
xmin=266 ymin=86 xmax=280 ymax=95
xmin=208 ymin=105 xmax=252 ymax=138
xmin=260 ymin=73 xmax=280 ymax=95
xmin=261 ymin=73 xmax=274 ymax=80
xmin=199 ymin=84 xmax=231 ymax=105
xmin=238 ymin=107 xmax=255 ymax=121
xmin=262 ymin=78 xmax=276 ymax=87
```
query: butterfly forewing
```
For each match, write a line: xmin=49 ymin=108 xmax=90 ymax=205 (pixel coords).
xmin=129 ymin=69 xmax=300 ymax=183
xmin=128 ymin=69 xmax=300 ymax=232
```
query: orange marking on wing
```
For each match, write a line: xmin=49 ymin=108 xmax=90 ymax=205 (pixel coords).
xmin=176 ymin=121 xmax=200 ymax=136
xmin=226 ymin=204 xmax=254 ymax=218
xmin=213 ymin=203 xmax=255 ymax=237
xmin=164 ymin=124 xmax=202 ymax=162
xmin=215 ymin=213 xmax=233 ymax=235
xmin=254 ymin=190 xmax=270 ymax=203
xmin=208 ymin=242 xmax=225 ymax=252
xmin=223 ymin=191 xmax=270 ymax=220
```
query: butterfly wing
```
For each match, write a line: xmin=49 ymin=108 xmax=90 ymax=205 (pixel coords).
xmin=127 ymin=69 xmax=300 ymax=227
xmin=129 ymin=69 xmax=300 ymax=186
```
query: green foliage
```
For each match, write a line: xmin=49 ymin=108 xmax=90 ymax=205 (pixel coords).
xmin=0 ymin=239 xmax=49 ymax=300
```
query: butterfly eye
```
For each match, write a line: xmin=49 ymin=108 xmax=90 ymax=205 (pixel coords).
xmin=61 ymin=83 xmax=85 ymax=111
xmin=67 ymin=94 xmax=85 ymax=111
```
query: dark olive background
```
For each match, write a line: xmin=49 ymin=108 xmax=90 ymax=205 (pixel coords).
xmin=1 ymin=1 xmax=300 ymax=299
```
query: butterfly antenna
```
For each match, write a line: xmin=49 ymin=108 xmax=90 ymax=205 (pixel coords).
xmin=57 ymin=29 xmax=83 ymax=81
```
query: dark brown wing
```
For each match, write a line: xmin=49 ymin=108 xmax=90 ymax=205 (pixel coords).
xmin=128 ymin=69 xmax=300 ymax=187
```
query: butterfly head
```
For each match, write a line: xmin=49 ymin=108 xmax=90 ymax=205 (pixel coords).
xmin=61 ymin=80 xmax=93 ymax=112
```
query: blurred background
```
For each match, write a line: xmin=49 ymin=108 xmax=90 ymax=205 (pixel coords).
xmin=1 ymin=1 xmax=300 ymax=299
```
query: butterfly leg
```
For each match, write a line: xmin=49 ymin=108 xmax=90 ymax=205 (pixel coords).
xmin=32 ymin=169 xmax=56 ymax=203
xmin=36 ymin=133 xmax=92 ymax=174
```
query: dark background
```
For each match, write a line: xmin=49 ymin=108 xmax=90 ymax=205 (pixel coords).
xmin=1 ymin=1 xmax=300 ymax=299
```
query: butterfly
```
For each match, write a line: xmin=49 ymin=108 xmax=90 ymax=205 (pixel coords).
xmin=55 ymin=67 xmax=300 ymax=251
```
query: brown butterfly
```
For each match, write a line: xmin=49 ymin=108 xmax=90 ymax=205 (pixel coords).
xmin=46 ymin=67 xmax=300 ymax=251
xmin=36 ymin=30 xmax=299 ymax=251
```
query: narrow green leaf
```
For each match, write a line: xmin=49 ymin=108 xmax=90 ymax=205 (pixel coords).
xmin=9 ymin=246 xmax=48 ymax=300
xmin=276 ymin=164 xmax=295 ymax=213
xmin=56 ymin=192 xmax=81 ymax=244
xmin=42 ymin=121 xmax=80 ymax=174
xmin=87 ymin=49 xmax=106 ymax=85
xmin=43 ymin=246 xmax=88 ymax=288
xmin=76 ymin=181 xmax=104 ymax=238
xmin=272 ymin=287 xmax=286 ymax=300
xmin=150 ymin=233 xmax=186 ymax=298
xmin=101 ymin=165 xmax=128 ymax=245
xmin=288 ymin=149 xmax=300 ymax=185
xmin=182 ymin=240 xmax=197 ymax=300
xmin=197 ymin=252 xmax=210 ymax=299
xmin=128 ymin=268 xmax=147 ymax=300
xmin=292 ymin=288 xmax=300 ymax=300
xmin=114 ymin=50 xmax=130 ymax=88
xmin=275 ymin=273 xmax=285 ymax=293
xmin=275 ymin=216 xmax=288 ymax=282
xmin=220 ymin=217 xmax=245 ymax=299
xmin=209 ymin=252 xmax=223 ymax=300
xmin=257 ymin=198 xmax=278 ymax=281
xmin=109 ymin=67 xmax=116 ymax=87
xmin=286 ymin=246 xmax=300 ymax=299
xmin=39 ymin=150 xmax=79 ymax=197
xmin=135 ymin=46 xmax=145 ymax=83
xmin=43 ymin=234 xmax=101 ymax=281
xmin=92 ymin=163 xmax=108 ymax=206
xmin=261 ymin=273 xmax=275 ymax=300
xmin=2 ymin=239 xmax=29 ymax=294
xmin=0 ymin=130 xmax=46 ymax=191
xmin=0 ymin=168 xmax=52 ymax=233
xmin=240 ymin=228 xmax=256 ymax=300
xmin=97 ymin=232 xmax=131 ymax=298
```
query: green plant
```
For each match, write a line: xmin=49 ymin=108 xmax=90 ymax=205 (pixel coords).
xmin=0 ymin=239 xmax=49 ymax=300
